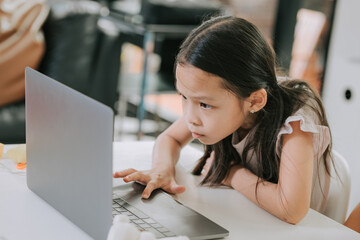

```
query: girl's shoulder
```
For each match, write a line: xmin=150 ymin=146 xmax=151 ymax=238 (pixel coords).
xmin=276 ymin=102 xmax=331 ymax=158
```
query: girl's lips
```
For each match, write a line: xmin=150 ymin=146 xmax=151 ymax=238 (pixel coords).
xmin=192 ymin=132 xmax=204 ymax=139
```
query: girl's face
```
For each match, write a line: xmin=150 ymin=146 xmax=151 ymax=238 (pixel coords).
xmin=176 ymin=64 xmax=252 ymax=145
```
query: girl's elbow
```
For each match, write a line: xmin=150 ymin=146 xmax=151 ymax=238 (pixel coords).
xmin=282 ymin=211 xmax=308 ymax=225
xmin=279 ymin=202 xmax=310 ymax=224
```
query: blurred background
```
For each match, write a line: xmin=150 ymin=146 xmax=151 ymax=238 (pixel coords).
xmin=0 ymin=0 xmax=335 ymax=143
xmin=1 ymin=0 xmax=360 ymax=213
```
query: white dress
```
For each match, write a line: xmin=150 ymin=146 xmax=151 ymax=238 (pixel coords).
xmin=231 ymin=103 xmax=331 ymax=214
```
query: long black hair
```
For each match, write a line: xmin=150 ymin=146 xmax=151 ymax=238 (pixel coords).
xmin=175 ymin=16 xmax=332 ymax=191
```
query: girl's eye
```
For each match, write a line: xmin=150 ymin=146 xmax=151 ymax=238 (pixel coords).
xmin=200 ymin=102 xmax=212 ymax=109
xmin=181 ymin=94 xmax=187 ymax=100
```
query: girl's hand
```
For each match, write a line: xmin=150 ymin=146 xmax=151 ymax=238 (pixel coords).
xmin=222 ymin=165 xmax=242 ymax=187
xmin=201 ymin=151 xmax=241 ymax=187
xmin=113 ymin=168 xmax=186 ymax=199
xmin=201 ymin=151 xmax=215 ymax=177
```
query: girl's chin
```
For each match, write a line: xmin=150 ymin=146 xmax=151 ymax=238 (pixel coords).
xmin=198 ymin=138 xmax=218 ymax=145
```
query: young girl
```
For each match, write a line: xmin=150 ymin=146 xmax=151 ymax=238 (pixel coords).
xmin=114 ymin=16 xmax=332 ymax=224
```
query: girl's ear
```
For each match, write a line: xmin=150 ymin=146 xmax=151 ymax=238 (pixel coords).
xmin=249 ymin=88 xmax=267 ymax=113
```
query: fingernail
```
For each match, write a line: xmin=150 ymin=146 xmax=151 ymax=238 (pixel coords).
xmin=142 ymin=193 xmax=148 ymax=199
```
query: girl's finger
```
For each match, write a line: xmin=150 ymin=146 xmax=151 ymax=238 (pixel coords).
xmin=142 ymin=181 xmax=158 ymax=199
xmin=167 ymin=181 xmax=186 ymax=194
xmin=113 ymin=168 xmax=137 ymax=178
xmin=124 ymin=171 xmax=150 ymax=183
xmin=204 ymin=160 xmax=210 ymax=169
xmin=207 ymin=151 xmax=215 ymax=163
xmin=204 ymin=159 xmax=211 ymax=170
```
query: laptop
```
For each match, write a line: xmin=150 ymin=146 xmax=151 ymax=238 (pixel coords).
xmin=25 ymin=67 xmax=229 ymax=240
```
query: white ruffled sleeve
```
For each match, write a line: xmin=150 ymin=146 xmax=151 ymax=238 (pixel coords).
xmin=275 ymin=106 xmax=331 ymax=159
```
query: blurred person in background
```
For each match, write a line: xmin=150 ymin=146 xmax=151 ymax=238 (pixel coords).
xmin=0 ymin=0 xmax=48 ymax=107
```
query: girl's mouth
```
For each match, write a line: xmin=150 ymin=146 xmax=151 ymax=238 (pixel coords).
xmin=192 ymin=132 xmax=204 ymax=139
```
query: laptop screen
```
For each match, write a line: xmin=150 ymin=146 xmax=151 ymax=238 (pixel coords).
xmin=25 ymin=67 xmax=114 ymax=240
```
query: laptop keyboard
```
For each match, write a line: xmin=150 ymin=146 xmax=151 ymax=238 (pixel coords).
xmin=112 ymin=197 xmax=176 ymax=238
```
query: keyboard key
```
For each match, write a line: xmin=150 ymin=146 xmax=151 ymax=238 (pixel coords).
xmin=142 ymin=226 xmax=153 ymax=230
xmin=157 ymin=227 xmax=170 ymax=233
xmin=124 ymin=211 xmax=134 ymax=216
xmin=138 ymin=223 xmax=151 ymax=228
xmin=132 ymin=219 xmax=145 ymax=224
xmin=126 ymin=205 xmax=148 ymax=219
xmin=150 ymin=223 xmax=162 ymax=228
xmin=113 ymin=198 xmax=126 ymax=206
xmin=146 ymin=228 xmax=165 ymax=238
xmin=128 ymin=215 xmax=138 ymax=220
xmin=143 ymin=218 xmax=156 ymax=224
xmin=163 ymin=231 xmax=176 ymax=237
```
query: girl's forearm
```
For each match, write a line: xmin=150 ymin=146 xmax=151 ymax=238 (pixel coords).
xmin=151 ymin=117 xmax=193 ymax=172
xmin=152 ymin=132 xmax=182 ymax=171
xmin=229 ymin=167 xmax=309 ymax=224
xmin=228 ymin=121 xmax=313 ymax=224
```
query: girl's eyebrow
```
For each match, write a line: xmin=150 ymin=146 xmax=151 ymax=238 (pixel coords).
xmin=176 ymin=86 xmax=215 ymax=101
xmin=178 ymin=91 xmax=215 ymax=101
xmin=192 ymin=95 xmax=215 ymax=101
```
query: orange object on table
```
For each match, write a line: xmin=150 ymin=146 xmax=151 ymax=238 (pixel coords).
xmin=16 ymin=163 xmax=27 ymax=170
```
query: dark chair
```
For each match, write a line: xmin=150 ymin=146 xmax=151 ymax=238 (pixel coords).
xmin=39 ymin=1 xmax=121 ymax=111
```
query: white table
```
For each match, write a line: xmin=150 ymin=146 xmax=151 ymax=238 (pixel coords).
xmin=0 ymin=141 xmax=359 ymax=239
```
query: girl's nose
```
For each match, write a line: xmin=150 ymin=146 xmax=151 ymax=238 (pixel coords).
xmin=184 ymin=104 xmax=201 ymax=126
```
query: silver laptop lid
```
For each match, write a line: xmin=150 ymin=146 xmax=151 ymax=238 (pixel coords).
xmin=25 ymin=67 xmax=114 ymax=240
